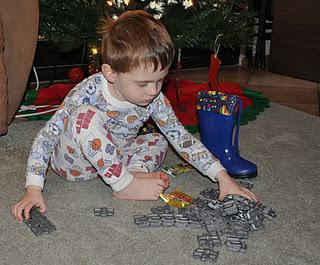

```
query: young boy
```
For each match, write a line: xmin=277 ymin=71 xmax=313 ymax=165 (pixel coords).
xmin=12 ymin=10 xmax=257 ymax=222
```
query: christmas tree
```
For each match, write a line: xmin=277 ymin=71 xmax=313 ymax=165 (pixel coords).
xmin=24 ymin=0 xmax=269 ymax=128
xmin=39 ymin=0 xmax=254 ymax=53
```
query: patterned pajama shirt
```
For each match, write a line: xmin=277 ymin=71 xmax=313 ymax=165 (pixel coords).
xmin=26 ymin=73 xmax=225 ymax=191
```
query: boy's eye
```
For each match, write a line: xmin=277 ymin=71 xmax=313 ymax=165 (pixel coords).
xmin=138 ymin=83 xmax=148 ymax=88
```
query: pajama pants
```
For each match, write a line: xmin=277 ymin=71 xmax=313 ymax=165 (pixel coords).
xmin=50 ymin=106 xmax=168 ymax=191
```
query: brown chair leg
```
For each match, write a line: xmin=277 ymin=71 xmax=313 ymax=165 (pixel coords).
xmin=0 ymin=13 xmax=8 ymax=135
xmin=0 ymin=0 xmax=39 ymax=132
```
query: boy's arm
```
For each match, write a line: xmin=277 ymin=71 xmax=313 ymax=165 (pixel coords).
xmin=150 ymin=93 xmax=224 ymax=182
xmin=150 ymin=93 xmax=258 ymax=201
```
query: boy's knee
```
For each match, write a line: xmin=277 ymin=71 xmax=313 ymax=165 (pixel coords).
xmin=152 ymin=133 xmax=168 ymax=148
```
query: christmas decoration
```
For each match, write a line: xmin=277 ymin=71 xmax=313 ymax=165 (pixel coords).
xmin=68 ymin=67 xmax=85 ymax=83
xmin=88 ymin=44 xmax=101 ymax=75
xmin=208 ymin=52 xmax=253 ymax=109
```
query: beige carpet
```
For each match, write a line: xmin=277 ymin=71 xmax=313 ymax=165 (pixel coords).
xmin=0 ymin=103 xmax=319 ymax=265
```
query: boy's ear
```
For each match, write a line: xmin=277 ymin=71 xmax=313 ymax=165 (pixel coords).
xmin=101 ymin=64 xmax=117 ymax=83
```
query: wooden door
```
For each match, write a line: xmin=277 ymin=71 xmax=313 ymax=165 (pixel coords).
xmin=269 ymin=0 xmax=320 ymax=82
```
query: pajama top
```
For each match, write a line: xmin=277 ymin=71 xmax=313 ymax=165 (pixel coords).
xmin=25 ymin=72 xmax=225 ymax=189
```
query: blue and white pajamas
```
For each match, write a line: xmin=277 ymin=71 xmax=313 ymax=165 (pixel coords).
xmin=26 ymin=73 xmax=225 ymax=191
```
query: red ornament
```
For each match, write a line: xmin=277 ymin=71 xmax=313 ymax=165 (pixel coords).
xmin=68 ymin=67 xmax=85 ymax=83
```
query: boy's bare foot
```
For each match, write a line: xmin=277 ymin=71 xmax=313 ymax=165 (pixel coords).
xmin=130 ymin=171 xmax=169 ymax=188
xmin=113 ymin=173 xmax=167 ymax=200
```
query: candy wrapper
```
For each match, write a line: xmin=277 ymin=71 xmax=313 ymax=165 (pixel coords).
xmin=161 ymin=163 xmax=195 ymax=177
xmin=160 ymin=189 xmax=193 ymax=208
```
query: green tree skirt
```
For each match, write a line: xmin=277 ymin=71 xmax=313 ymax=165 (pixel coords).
xmin=240 ymin=87 xmax=270 ymax=125
xmin=20 ymin=87 xmax=270 ymax=133
xmin=18 ymin=89 xmax=56 ymax=121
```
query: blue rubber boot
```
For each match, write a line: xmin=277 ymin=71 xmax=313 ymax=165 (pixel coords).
xmin=198 ymin=95 xmax=257 ymax=178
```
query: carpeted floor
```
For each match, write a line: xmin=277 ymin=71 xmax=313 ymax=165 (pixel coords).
xmin=0 ymin=103 xmax=319 ymax=265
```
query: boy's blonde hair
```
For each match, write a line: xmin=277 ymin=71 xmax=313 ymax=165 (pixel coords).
xmin=100 ymin=10 xmax=174 ymax=73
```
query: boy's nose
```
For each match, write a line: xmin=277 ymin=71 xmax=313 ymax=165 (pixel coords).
xmin=148 ymin=85 xmax=158 ymax=96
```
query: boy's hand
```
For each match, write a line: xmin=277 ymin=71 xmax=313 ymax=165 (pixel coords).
xmin=159 ymin=172 xmax=170 ymax=188
xmin=215 ymin=170 xmax=259 ymax=202
xmin=11 ymin=185 xmax=46 ymax=222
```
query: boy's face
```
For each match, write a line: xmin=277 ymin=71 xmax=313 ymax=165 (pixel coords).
xmin=102 ymin=64 xmax=169 ymax=107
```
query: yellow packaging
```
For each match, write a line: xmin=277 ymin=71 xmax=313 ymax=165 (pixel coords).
xmin=159 ymin=189 xmax=193 ymax=208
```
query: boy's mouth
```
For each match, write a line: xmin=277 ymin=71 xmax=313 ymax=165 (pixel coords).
xmin=139 ymin=99 xmax=153 ymax=106
xmin=145 ymin=98 xmax=155 ymax=103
